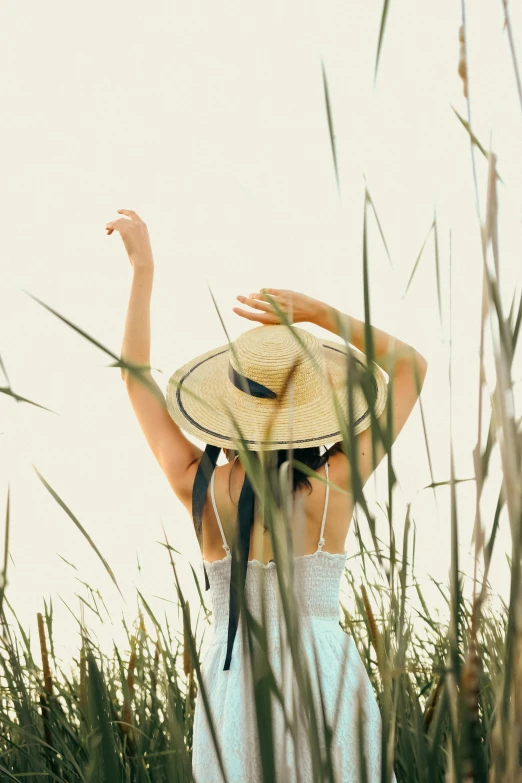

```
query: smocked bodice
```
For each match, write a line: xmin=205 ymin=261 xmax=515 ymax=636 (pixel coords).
xmin=203 ymin=550 xmax=348 ymax=645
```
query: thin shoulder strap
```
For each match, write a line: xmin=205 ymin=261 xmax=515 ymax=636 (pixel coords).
xmin=317 ymin=460 xmax=330 ymax=552
xmin=210 ymin=471 xmax=231 ymax=555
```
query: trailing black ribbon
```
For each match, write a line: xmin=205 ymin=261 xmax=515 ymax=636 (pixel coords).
xmin=191 ymin=441 xmax=256 ymax=670
xmin=228 ymin=363 xmax=277 ymax=399
xmin=223 ymin=468 xmax=255 ymax=671
xmin=192 ymin=443 xmax=221 ymax=591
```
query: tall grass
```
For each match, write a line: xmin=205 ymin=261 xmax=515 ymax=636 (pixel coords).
xmin=1 ymin=6 xmax=522 ymax=783
xmin=0 ymin=492 xmax=515 ymax=782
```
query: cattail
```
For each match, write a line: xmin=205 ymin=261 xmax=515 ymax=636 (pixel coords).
xmin=360 ymin=584 xmax=385 ymax=676
xmin=360 ymin=585 xmax=380 ymax=653
xmin=151 ymin=638 xmax=160 ymax=699
xmin=127 ymin=637 xmax=137 ymax=698
xmin=189 ymin=669 xmax=197 ymax=704
xmin=423 ymin=674 xmax=444 ymax=732
xmin=458 ymin=25 xmax=468 ymax=98
xmin=37 ymin=613 xmax=53 ymax=696
xmin=37 ymin=613 xmax=57 ymax=773
xmin=183 ymin=600 xmax=193 ymax=677
xmin=460 ymin=605 xmax=483 ymax=783
xmin=461 ymin=636 xmax=480 ymax=724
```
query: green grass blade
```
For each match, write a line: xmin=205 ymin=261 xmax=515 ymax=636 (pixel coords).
xmin=32 ymin=467 xmax=122 ymax=599
xmin=374 ymin=0 xmax=391 ymax=85
xmin=321 ymin=58 xmax=340 ymax=197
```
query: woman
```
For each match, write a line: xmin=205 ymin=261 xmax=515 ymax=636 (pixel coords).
xmin=107 ymin=209 xmax=427 ymax=782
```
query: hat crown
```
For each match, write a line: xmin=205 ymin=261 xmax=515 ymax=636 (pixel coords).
xmin=229 ymin=325 xmax=325 ymax=396
xmin=166 ymin=322 xmax=388 ymax=451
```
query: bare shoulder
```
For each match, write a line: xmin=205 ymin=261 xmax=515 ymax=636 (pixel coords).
xmin=326 ymin=431 xmax=383 ymax=494
xmin=325 ymin=444 xmax=351 ymax=489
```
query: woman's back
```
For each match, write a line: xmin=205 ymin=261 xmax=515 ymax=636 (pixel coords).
xmin=199 ymin=449 xmax=354 ymax=566
xmin=192 ymin=454 xmax=393 ymax=783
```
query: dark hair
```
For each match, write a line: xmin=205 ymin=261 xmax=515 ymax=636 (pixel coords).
xmin=223 ymin=442 xmax=343 ymax=493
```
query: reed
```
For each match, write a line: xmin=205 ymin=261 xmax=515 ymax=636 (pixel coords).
xmin=0 ymin=502 xmax=515 ymax=782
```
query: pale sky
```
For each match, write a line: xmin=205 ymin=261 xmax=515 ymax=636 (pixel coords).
xmin=1 ymin=0 xmax=521 ymax=660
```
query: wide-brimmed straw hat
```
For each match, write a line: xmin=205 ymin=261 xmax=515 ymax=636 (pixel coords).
xmin=165 ymin=324 xmax=388 ymax=451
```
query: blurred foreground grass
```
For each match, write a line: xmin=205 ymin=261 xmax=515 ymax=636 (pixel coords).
xmin=0 ymin=527 xmax=512 ymax=782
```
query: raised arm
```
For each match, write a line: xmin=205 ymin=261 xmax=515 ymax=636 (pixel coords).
xmin=312 ymin=298 xmax=427 ymax=485
xmin=107 ymin=209 xmax=202 ymax=504
xmin=234 ymin=288 xmax=428 ymax=487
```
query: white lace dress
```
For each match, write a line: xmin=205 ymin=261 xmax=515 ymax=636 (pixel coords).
xmin=191 ymin=463 xmax=394 ymax=783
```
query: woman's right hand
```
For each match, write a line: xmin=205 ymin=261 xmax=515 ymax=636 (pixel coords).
xmin=105 ymin=209 xmax=154 ymax=270
xmin=233 ymin=288 xmax=323 ymax=325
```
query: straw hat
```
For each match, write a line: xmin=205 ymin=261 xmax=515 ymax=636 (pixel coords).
xmin=165 ymin=324 xmax=388 ymax=450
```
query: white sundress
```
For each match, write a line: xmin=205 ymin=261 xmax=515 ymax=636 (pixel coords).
xmin=191 ymin=461 xmax=395 ymax=783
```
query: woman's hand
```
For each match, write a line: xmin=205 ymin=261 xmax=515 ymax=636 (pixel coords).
xmin=233 ymin=288 xmax=323 ymax=325
xmin=106 ymin=209 xmax=154 ymax=270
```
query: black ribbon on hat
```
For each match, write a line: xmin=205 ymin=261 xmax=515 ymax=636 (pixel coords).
xmin=228 ymin=363 xmax=277 ymax=399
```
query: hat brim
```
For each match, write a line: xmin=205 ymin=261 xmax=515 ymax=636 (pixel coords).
xmin=165 ymin=336 xmax=388 ymax=451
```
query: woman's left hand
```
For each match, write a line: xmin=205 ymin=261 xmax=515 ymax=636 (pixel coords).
xmin=233 ymin=288 xmax=321 ymax=325
xmin=105 ymin=209 xmax=154 ymax=270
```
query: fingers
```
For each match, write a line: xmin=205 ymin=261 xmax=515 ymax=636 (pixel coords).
xmin=248 ymin=291 xmax=279 ymax=302
xmin=236 ymin=294 xmax=272 ymax=313
xmin=105 ymin=217 xmax=126 ymax=234
xmin=106 ymin=209 xmax=142 ymax=234
xmin=117 ymin=209 xmax=142 ymax=221
xmin=232 ymin=307 xmax=277 ymax=324
xmin=233 ymin=290 xmax=287 ymax=325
